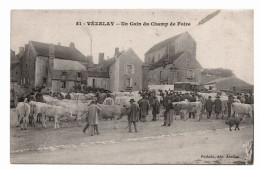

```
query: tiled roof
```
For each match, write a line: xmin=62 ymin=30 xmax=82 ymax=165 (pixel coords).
xmin=88 ymin=71 xmax=110 ymax=78
xmin=30 ymin=41 xmax=91 ymax=63
xmin=145 ymin=32 xmax=189 ymax=55
xmin=100 ymin=57 xmax=116 ymax=66
xmin=11 ymin=62 xmax=20 ymax=70
xmin=149 ymin=51 xmax=185 ymax=70
xmin=53 ymin=58 xmax=86 ymax=71
xmin=202 ymin=76 xmax=251 ymax=86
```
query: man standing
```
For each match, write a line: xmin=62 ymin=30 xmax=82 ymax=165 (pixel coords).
xmin=189 ymin=94 xmax=197 ymax=118
xmin=227 ymin=95 xmax=235 ymax=118
xmin=103 ymin=94 xmax=114 ymax=105
xmin=197 ymin=95 xmax=205 ymax=121
xmin=214 ymin=95 xmax=222 ymax=119
xmin=151 ymin=96 xmax=160 ymax=121
xmin=65 ymin=92 xmax=71 ymax=100
xmin=165 ymin=98 xmax=174 ymax=126
xmin=205 ymin=96 xmax=214 ymax=119
xmin=128 ymin=99 xmax=139 ymax=132
xmin=139 ymin=96 xmax=150 ymax=122
xmin=82 ymin=100 xmax=102 ymax=136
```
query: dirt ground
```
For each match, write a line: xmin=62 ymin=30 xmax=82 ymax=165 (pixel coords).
xmin=10 ymin=108 xmax=253 ymax=164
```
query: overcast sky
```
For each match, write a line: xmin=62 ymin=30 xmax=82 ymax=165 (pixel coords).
xmin=11 ymin=9 xmax=253 ymax=84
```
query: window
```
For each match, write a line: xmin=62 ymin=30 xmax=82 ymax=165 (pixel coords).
xmin=126 ymin=65 xmax=132 ymax=75
xmin=77 ymin=72 xmax=81 ymax=78
xmin=187 ymin=69 xmax=194 ymax=79
xmin=209 ymin=86 xmax=213 ymax=90
xmin=26 ymin=64 xmax=27 ymax=68
xmin=16 ymin=72 xmax=18 ymax=75
xmin=43 ymin=78 xmax=47 ymax=85
xmin=62 ymin=72 xmax=67 ymax=77
xmin=159 ymin=71 xmax=162 ymax=80
xmin=61 ymin=81 xmax=66 ymax=88
xmin=125 ymin=64 xmax=134 ymax=75
xmin=126 ymin=78 xmax=132 ymax=87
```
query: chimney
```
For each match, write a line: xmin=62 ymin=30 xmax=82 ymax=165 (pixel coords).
xmin=58 ymin=42 xmax=61 ymax=46
xmin=115 ymin=47 xmax=119 ymax=57
xmin=98 ymin=53 xmax=105 ymax=64
xmin=25 ymin=44 xmax=28 ymax=51
xmin=19 ymin=47 xmax=25 ymax=58
xmin=69 ymin=42 xmax=75 ymax=48
xmin=49 ymin=44 xmax=55 ymax=59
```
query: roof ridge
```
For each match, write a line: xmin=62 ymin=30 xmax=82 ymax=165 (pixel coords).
xmin=30 ymin=40 xmax=71 ymax=48
xmin=145 ymin=32 xmax=189 ymax=55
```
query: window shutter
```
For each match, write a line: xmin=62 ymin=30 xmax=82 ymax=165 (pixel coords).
xmin=132 ymin=64 xmax=135 ymax=74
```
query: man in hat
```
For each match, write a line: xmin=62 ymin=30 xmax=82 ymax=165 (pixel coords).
xmin=138 ymin=96 xmax=150 ymax=122
xmin=151 ymin=96 xmax=160 ymax=121
xmin=128 ymin=99 xmax=139 ymax=132
xmin=165 ymin=98 xmax=174 ymax=126
xmin=197 ymin=95 xmax=205 ymax=121
xmin=205 ymin=96 xmax=214 ymax=119
xmin=227 ymin=94 xmax=235 ymax=118
xmin=214 ymin=95 xmax=223 ymax=119
xmin=65 ymin=92 xmax=71 ymax=100
xmin=189 ymin=94 xmax=197 ymax=119
xmin=103 ymin=93 xmax=114 ymax=105
xmin=82 ymin=100 xmax=102 ymax=136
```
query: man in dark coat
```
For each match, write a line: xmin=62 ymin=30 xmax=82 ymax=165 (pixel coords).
xmin=35 ymin=91 xmax=43 ymax=102
xmin=189 ymin=94 xmax=197 ymax=118
xmin=139 ymin=96 xmax=150 ymax=122
xmin=151 ymin=96 xmax=160 ymax=121
xmin=165 ymin=98 xmax=174 ymax=126
xmin=82 ymin=100 xmax=102 ymax=136
xmin=128 ymin=99 xmax=140 ymax=132
xmin=214 ymin=95 xmax=222 ymax=119
xmin=65 ymin=92 xmax=71 ymax=100
xmin=227 ymin=95 xmax=235 ymax=118
xmin=205 ymin=96 xmax=214 ymax=119
xmin=162 ymin=94 xmax=171 ymax=125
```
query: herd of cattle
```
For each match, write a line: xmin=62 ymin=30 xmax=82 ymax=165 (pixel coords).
xmin=14 ymin=91 xmax=253 ymax=131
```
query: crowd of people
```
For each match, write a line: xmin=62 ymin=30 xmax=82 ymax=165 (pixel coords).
xmin=16 ymin=87 xmax=254 ymax=136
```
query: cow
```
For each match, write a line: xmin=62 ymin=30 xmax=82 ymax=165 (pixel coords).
xmin=97 ymin=104 xmax=128 ymax=129
xmin=30 ymin=101 xmax=73 ymax=129
xmin=16 ymin=102 xmax=30 ymax=130
xmin=55 ymin=101 xmax=90 ymax=127
xmin=231 ymin=103 xmax=252 ymax=123
xmin=172 ymin=101 xmax=202 ymax=121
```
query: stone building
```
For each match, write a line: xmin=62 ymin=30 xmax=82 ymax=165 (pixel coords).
xmin=17 ymin=41 xmax=93 ymax=92
xmin=10 ymin=50 xmax=22 ymax=84
xmin=88 ymin=48 xmax=143 ymax=92
xmin=142 ymin=32 xmax=202 ymax=89
xmin=12 ymin=41 xmax=142 ymax=93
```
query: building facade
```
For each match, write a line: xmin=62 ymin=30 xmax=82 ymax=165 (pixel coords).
xmin=16 ymin=41 xmax=93 ymax=92
xmin=88 ymin=48 xmax=143 ymax=92
xmin=142 ymin=32 xmax=202 ymax=89
xmin=12 ymin=41 xmax=142 ymax=93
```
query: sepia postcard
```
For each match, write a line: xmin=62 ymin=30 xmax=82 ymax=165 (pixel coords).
xmin=10 ymin=9 xmax=254 ymax=164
